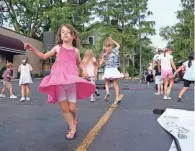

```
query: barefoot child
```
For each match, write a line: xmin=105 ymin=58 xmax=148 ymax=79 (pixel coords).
xmin=82 ymin=49 xmax=100 ymax=102
xmin=0 ymin=63 xmax=17 ymax=99
xmin=99 ymin=37 xmax=123 ymax=104
xmin=24 ymin=24 xmax=96 ymax=140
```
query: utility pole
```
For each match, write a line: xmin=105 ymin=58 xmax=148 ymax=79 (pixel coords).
xmin=138 ymin=17 xmax=142 ymax=80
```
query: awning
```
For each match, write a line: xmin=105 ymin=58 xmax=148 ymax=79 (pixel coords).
xmin=0 ymin=34 xmax=25 ymax=55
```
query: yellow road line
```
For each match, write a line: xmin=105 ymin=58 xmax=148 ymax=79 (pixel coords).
xmin=76 ymin=94 xmax=124 ymax=151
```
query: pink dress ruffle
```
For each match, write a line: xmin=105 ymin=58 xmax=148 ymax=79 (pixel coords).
xmin=39 ymin=46 xmax=96 ymax=104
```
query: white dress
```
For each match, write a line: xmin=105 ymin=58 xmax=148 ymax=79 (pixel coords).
xmin=19 ymin=64 xmax=33 ymax=86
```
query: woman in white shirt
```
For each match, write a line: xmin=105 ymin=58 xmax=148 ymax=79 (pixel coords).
xmin=175 ymin=52 xmax=194 ymax=102
xmin=158 ymin=46 xmax=177 ymax=100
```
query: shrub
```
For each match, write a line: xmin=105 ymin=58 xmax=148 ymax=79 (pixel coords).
xmin=0 ymin=66 xmax=6 ymax=79
xmin=126 ymin=66 xmax=138 ymax=77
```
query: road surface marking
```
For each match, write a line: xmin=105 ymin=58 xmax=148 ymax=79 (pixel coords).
xmin=76 ymin=94 xmax=124 ymax=151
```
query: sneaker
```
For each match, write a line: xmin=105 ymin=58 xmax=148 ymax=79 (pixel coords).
xmin=95 ymin=90 xmax=100 ymax=96
xmin=163 ymin=96 xmax=171 ymax=100
xmin=114 ymin=97 xmax=120 ymax=104
xmin=0 ymin=94 xmax=6 ymax=98
xmin=90 ymin=98 xmax=96 ymax=102
xmin=104 ymin=93 xmax=110 ymax=102
xmin=114 ymin=94 xmax=124 ymax=104
xmin=154 ymin=92 xmax=160 ymax=95
xmin=26 ymin=97 xmax=30 ymax=101
xmin=177 ymin=97 xmax=182 ymax=102
xmin=20 ymin=97 xmax=25 ymax=102
xmin=10 ymin=95 xmax=17 ymax=99
xmin=109 ymin=84 xmax=114 ymax=87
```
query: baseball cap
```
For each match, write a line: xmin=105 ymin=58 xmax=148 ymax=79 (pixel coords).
xmin=166 ymin=45 xmax=173 ymax=50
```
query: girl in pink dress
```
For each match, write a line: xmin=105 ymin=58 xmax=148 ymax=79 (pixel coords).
xmin=82 ymin=49 xmax=100 ymax=102
xmin=24 ymin=24 xmax=96 ymax=140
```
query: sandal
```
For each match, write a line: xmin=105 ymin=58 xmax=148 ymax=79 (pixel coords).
xmin=66 ymin=118 xmax=78 ymax=133
xmin=114 ymin=97 xmax=120 ymax=104
xmin=66 ymin=131 xmax=76 ymax=140
xmin=104 ymin=94 xmax=110 ymax=102
xmin=177 ymin=97 xmax=182 ymax=102
xmin=95 ymin=90 xmax=100 ymax=96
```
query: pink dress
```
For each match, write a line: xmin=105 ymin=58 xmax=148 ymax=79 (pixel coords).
xmin=39 ymin=46 xmax=96 ymax=104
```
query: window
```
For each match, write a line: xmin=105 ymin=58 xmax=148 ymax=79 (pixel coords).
xmin=88 ymin=36 xmax=94 ymax=45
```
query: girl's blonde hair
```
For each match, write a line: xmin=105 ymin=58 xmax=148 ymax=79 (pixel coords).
xmin=6 ymin=62 xmax=13 ymax=68
xmin=104 ymin=38 xmax=113 ymax=46
xmin=82 ymin=49 xmax=95 ymax=65
xmin=56 ymin=24 xmax=80 ymax=48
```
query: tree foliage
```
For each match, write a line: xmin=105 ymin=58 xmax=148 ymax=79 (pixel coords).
xmin=1 ymin=0 xmax=156 ymax=72
xmin=160 ymin=0 xmax=194 ymax=61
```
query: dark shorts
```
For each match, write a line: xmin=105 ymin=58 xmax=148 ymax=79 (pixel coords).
xmin=183 ymin=79 xmax=194 ymax=87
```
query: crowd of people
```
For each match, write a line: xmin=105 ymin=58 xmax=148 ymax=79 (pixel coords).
xmin=148 ymin=47 xmax=194 ymax=101
xmin=0 ymin=24 xmax=125 ymax=140
xmin=0 ymin=23 xmax=194 ymax=140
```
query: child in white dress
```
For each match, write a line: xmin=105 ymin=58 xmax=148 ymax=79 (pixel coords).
xmin=99 ymin=37 xmax=123 ymax=104
xmin=18 ymin=56 xmax=33 ymax=102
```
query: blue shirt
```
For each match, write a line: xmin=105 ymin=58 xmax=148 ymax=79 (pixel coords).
xmin=183 ymin=60 xmax=194 ymax=81
xmin=104 ymin=48 xmax=119 ymax=68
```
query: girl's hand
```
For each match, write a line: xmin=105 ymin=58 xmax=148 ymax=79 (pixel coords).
xmin=82 ymin=70 xmax=88 ymax=79
xmin=93 ymin=57 xmax=96 ymax=63
xmin=173 ymin=72 xmax=177 ymax=77
xmin=24 ymin=43 xmax=34 ymax=51
xmin=108 ymin=37 xmax=112 ymax=41
xmin=99 ymin=57 xmax=104 ymax=65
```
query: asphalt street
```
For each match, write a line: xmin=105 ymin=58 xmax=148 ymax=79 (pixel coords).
xmin=0 ymin=79 xmax=194 ymax=151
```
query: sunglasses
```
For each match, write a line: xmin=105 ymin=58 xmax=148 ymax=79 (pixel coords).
xmin=105 ymin=45 xmax=112 ymax=47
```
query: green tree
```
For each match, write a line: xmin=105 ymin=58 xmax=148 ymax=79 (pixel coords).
xmin=1 ymin=0 xmax=63 ymax=38
xmin=160 ymin=0 xmax=194 ymax=61
xmin=91 ymin=0 xmax=155 ymax=72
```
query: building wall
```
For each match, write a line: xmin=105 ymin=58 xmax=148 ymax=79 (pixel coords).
xmin=0 ymin=54 xmax=6 ymax=69
xmin=0 ymin=27 xmax=42 ymax=78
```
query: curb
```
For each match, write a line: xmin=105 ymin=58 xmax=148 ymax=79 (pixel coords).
xmin=0 ymin=78 xmax=43 ymax=82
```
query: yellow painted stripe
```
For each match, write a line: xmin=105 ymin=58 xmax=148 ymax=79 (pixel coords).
xmin=76 ymin=94 xmax=124 ymax=151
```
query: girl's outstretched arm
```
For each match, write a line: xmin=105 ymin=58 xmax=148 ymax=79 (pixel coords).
xmin=24 ymin=43 xmax=56 ymax=60
xmin=175 ymin=64 xmax=184 ymax=73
